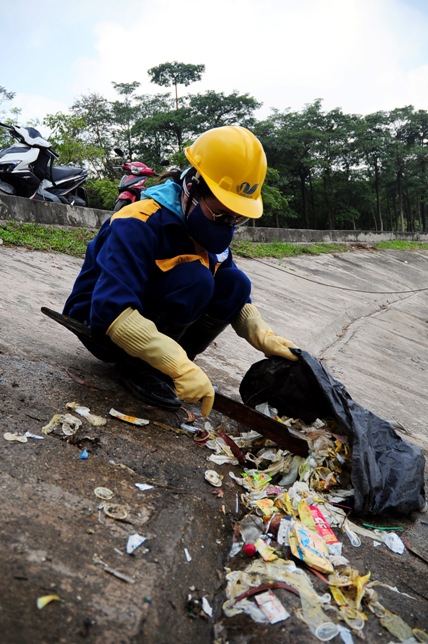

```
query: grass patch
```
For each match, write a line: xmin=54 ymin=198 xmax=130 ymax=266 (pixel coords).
xmin=374 ymin=240 xmax=428 ymax=251
xmin=0 ymin=220 xmax=426 ymax=259
xmin=0 ymin=220 xmax=95 ymax=257
xmin=230 ymin=240 xmax=349 ymax=258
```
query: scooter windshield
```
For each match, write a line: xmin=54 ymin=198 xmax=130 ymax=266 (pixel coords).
xmin=14 ymin=125 xmax=52 ymax=149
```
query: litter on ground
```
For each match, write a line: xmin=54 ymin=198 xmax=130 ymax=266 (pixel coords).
xmin=66 ymin=402 xmax=107 ymax=426
xmin=126 ymin=534 xmax=147 ymax=555
xmin=33 ymin=388 xmax=427 ymax=642
xmin=109 ymin=408 xmax=149 ymax=426
xmin=36 ymin=595 xmax=61 ymax=610
xmin=198 ymin=400 xmax=427 ymax=641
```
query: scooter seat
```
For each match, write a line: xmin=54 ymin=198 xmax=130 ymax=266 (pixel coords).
xmin=51 ymin=166 xmax=86 ymax=181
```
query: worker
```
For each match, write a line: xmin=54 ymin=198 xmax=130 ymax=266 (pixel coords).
xmin=63 ymin=125 xmax=298 ymax=417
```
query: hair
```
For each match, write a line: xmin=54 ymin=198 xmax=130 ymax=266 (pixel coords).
xmin=157 ymin=166 xmax=213 ymax=199
xmin=157 ymin=166 xmax=214 ymax=218
xmin=157 ymin=167 xmax=182 ymax=185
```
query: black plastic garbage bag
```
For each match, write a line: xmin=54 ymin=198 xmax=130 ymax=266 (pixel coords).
xmin=239 ymin=350 xmax=426 ymax=516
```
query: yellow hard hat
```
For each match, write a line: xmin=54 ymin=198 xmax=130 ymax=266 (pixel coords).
xmin=184 ymin=126 xmax=267 ymax=219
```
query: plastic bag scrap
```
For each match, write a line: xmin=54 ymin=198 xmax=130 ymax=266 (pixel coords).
xmin=239 ymin=352 xmax=426 ymax=516
xmin=36 ymin=594 xmax=61 ymax=609
xmin=66 ymin=402 xmax=107 ymax=426
xmin=126 ymin=534 xmax=147 ymax=555
xmin=42 ymin=413 xmax=82 ymax=435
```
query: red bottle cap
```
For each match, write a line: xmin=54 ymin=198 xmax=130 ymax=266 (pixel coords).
xmin=243 ymin=543 xmax=257 ymax=556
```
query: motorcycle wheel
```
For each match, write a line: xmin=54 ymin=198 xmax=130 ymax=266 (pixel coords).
xmin=113 ymin=198 xmax=133 ymax=212
xmin=0 ymin=180 xmax=16 ymax=196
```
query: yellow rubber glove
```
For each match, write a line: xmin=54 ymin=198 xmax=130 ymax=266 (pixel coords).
xmin=232 ymin=303 xmax=299 ymax=362
xmin=107 ymin=308 xmax=215 ymax=416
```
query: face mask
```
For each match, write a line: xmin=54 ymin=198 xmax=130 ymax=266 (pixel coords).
xmin=185 ymin=203 xmax=235 ymax=253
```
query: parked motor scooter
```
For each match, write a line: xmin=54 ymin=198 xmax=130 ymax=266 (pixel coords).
xmin=0 ymin=122 xmax=88 ymax=206
xmin=113 ymin=148 xmax=157 ymax=212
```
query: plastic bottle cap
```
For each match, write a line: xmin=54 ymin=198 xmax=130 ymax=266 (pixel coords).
xmin=243 ymin=543 xmax=257 ymax=556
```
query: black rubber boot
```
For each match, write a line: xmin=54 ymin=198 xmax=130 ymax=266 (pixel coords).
xmin=40 ymin=307 xmax=184 ymax=410
xmin=155 ymin=318 xmax=191 ymax=342
xmin=115 ymin=359 xmax=182 ymax=411
xmin=179 ymin=313 xmax=230 ymax=360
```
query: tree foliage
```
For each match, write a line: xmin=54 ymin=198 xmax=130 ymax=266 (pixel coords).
xmin=1 ymin=68 xmax=428 ymax=230
xmin=43 ymin=112 xmax=105 ymax=176
xmin=147 ymin=61 xmax=205 ymax=109
xmin=187 ymin=91 xmax=261 ymax=133
xmin=0 ymin=86 xmax=17 ymax=147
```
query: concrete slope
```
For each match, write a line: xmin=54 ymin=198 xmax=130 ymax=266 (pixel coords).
xmin=199 ymin=248 xmax=428 ymax=454
xmin=0 ymin=245 xmax=427 ymax=643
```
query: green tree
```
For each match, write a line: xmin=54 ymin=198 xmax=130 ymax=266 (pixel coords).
xmin=187 ymin=90 xmax=261 ymax=133
xmin=0 ymin=86 xmax=17 ymax=146
xmin=133 ymin=94 xmax=188 ymax=161
xmin=260 ymin=167 xmax=295 ymax=228
xmin=308 ymin=106 xmax=363 ymax=230
xmin=35 ymin=71 xmax=428 ymax=231
xmin=357 ymin=111 xmax=390 ymax=231
xmin=401 ymin=108 xmax=428 ymax=232
xmin=255 ymin=105 xmax=320 ymax=228
xmin=71 ymin=93 xmax=113 ymax=171
xmin=43 ymin=112 xmax=104 ymax=175
xmin=110 ymin=81 xmax=143 ymax=159
xmin=85 ymin=176 xmax=118 ymax=210
xmin=0 ymin=86 xmax=15 ymax=105
xmin=147 ymin=61 xmax=205 ymax=109
xmin=384 ymin=107 xmax=410 ymax=231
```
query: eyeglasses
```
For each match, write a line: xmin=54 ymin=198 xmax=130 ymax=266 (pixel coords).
xmin=202 ymin=198 xmax=248 ymax=227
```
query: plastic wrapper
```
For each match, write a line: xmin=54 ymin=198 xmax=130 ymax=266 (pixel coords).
xmin=240 ymin=353 xmax=426 ymax=515
xmin=109 ymin=408 xmax=149 ymax=426
xmin=126 ymin=534 xmax=147 ymax=554
xmin=66 ymin=402 xmax=107 ymax=426
xmin=254 ymin=538 xmax=278 ymax=562
xmin=288 ymin=520 xmax=334 ymax=574
xmin=4 ymin=432 xmax=28 ymax=443
xmin=255 ymin=590 xmax=290 ymax=623
xmin=309 ymin=506 xmax=339 ymax=544
xmin=238 ymin=515 xmax=264 ymax=544
xmin=378 ymin=531 xmax=405 ymax=554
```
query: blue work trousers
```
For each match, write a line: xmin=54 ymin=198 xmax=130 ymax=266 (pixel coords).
xmin=144 ymin=261 xmax=251 ymax=325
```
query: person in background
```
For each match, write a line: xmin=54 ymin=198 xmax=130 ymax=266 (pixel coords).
xmin=63 ymin=126 xmax=298 ymax=417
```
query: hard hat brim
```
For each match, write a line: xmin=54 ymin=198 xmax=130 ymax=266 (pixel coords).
xmin=202 ymin=175 xmax=263 ymax=219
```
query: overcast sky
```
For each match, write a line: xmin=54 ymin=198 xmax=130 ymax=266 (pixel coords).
xmin=2 ymin=0 xmax=428 ymax=134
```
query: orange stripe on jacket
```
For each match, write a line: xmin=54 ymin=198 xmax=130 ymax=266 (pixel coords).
xmin=110 ymin=199 xmax=213 ymax=272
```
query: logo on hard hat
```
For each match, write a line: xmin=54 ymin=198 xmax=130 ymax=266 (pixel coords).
xmin=237 ymin=182 xmax=259 ymax=197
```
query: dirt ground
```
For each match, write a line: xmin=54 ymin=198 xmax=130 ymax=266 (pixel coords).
xmin=0 ymin=244 xmax=427 ymax=643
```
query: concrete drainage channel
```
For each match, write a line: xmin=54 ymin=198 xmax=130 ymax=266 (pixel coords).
xmin=0 ymin=214 xmax=427 ymax=641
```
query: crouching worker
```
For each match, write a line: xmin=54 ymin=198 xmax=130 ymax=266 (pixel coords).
xmin=63 ymin=126 xmax=299 ymax=417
